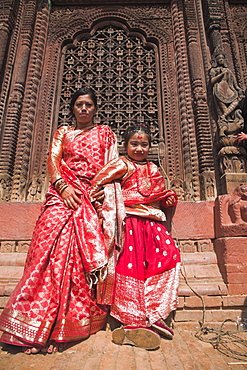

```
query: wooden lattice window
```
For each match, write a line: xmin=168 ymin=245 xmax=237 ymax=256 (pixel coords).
xmin=58 ymin=25 xmax=160 ymax=149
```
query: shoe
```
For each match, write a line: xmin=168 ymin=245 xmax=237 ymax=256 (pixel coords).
xmin=112 ymin=326 xmax=160 ymax=350
xmin=151 ymin=319 xmax=174 ymax=339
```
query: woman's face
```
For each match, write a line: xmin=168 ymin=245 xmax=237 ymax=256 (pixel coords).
xmin=73 ymin=94 xmax=97 ymax=128
xmin=126 ymin=132 xmax=150 ymax=162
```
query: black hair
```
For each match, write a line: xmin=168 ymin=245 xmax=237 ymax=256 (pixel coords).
xmin=123 ymin=124 xmax=152 ymax=148
xmin=70 ymin=87 xmax=97 ymax=114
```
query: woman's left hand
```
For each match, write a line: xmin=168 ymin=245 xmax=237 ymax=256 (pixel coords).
xmin=61 ymin=186 xmax=82 ymax=210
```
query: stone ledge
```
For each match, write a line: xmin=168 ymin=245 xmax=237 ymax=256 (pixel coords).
xmin=0 ymin=253 xmax=27 ymax=266
xmin=174 ymin=308 xmax=246 ymax=323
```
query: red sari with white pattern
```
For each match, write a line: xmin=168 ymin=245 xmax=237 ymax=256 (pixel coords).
xmin=0 ymin=125 xmax=118 ymax=348
xmin=90 ymin=156 xmax=181 ymax=327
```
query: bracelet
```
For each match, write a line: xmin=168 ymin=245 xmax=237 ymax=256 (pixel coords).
xmin=59 ymin=184 xmax=69 ymax=194
xmin=53 ymin=177 xmax=63 ymax=186
xmin=54 ymin=178 xmax=69 ymax=195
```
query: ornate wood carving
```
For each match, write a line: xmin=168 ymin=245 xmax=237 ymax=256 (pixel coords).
xmin=28 ymin=4 xmax=193 ymax=202
xmin=171 ymin=0 xmax=200 ymax=200
xmin=184 ymin=0 xmax=216 ymax=200
xmin=1 ymin=1 xmax=246 ymax=202
xmin=10 ymin=1 xmax=51 ymax=201
xmin=0 ymin=0 xmax=24 ymax=201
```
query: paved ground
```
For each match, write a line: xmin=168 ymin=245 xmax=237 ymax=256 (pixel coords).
xmin=0 ymin=322 xmax=247 ymax=370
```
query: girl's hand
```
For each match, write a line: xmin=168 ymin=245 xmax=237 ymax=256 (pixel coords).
xmin=166 ymin=196 xmax=175 ymax=207
xmin=164 ymin=194 xmax=178 ymax=208
xmin=93 ymin=188 xmax=105 ymax=203
xmin=89 ymin=187 xmax=105 ymax=204
xmin=61 ymin=186 xmax=82 ymax=210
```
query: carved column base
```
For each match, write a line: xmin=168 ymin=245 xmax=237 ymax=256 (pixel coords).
xmin=214 ymin=237 xmax=247 ymax=295
xmin=220 ymin=173 xmax=247 ymax=194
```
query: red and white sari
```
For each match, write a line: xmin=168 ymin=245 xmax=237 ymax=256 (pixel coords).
xmin=90 ymin=156 xmax=181 ymax=327
xmin=0 ymin=125 xmax=118 ymax=348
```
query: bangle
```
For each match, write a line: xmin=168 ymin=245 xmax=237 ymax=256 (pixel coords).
xmin=54 ymin=178 xmax=69 ymax=195
xmin=59 ymin=184 xmax=69 ymax=194
xmin=53 ymin=178 xmax=63 ymax=186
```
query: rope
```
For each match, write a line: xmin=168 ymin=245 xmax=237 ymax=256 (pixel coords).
xmin=179 ymin=241 xmax=247 ymax=362
xmin=159 ymin=166 xmax=247 ymax=362
xmin=171 ymin=229 xmax=247 ymax=362
xmin=195 ymin=319 xmax=247 ymax=362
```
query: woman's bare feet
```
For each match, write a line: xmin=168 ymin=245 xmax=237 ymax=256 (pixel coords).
xmin=23 ymin=347 xmax=41 ymax=355
xmin=23 ymin=341 xmax=64 ymax=354
xmin=41 ymin=342 xmax=58 ymax=354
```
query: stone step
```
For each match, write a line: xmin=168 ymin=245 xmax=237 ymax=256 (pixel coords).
xmin=0 ymin=250 xmax=229 ymax=298
xmin=0 ymin=265 xmax=24 ymax=279
xmin=181 ymin=252 xmax=217 ymax=265
xmin=0 ymin=253 xmax=26 ymax=266
xmin=179 ymin=251 xmax=228 ymax=296
xmin=178 ymin=281 xmax=228 ymax=296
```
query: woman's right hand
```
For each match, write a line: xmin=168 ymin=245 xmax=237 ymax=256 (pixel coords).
xmin=61 ymin=186 xmax=82 ymax=210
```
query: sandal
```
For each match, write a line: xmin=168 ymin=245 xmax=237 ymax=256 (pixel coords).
xmin=151 ymin=318 xmax=174 ymax=339
xmin=112 ymin=326 xmax=160 ymax=350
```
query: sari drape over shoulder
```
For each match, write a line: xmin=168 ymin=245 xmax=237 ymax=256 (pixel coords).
xmin=0 ymin=125 xmax=118 ymax=347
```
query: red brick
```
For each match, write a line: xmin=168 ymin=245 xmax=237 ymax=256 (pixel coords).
xmin=4 ymin=285 xmax=17 ymax=296
xmin=182 ymin=264 xmax=221 ymax=279
xmin=223 ymin=295 xmax=247 ymax=307
xmin=228 ymin=283 xmax=247 ymax=295
xmin=172 ymin=201 xmax=215 ymax=239
xmin=0 ymin=297 xmax=9 ymax=308
xmin=0 ymin=253 xmax=26 ymax=266
xmin=174 ymin=310 xmax=209 ymax=322
xmin=178 ymin=282 xmax=228 ymax=296
xmin=185 ymin=296 xmax=222 ymax=308
xmin=0 ymin=266 xmax=24 ymax=279
xmin=226 ymin=273 xmax=247 ymax=284
xmin=181 ymin=252 xmax=217 ymax=265
xmin=210 ymin=309 xmax=243 ymax=322
xmin=177 ymin=296 xmax=185 ymax=308
xmin=0 ymin=203 xmax=41 ymax=240
xmin=214 ymin=238 xmax=247 ymax=265
xmin=225 ymin=264 xmax=247 ymax=274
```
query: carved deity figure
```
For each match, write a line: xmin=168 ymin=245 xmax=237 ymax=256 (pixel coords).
xmin=170 ymin=178 xmax=184 ymax=201
xmin=226 ymin=184 xmax=247 ymax=224
xmin=209 ymin=49 xmax=244 ymax=141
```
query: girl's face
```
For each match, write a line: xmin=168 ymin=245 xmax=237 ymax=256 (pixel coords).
xmin=73 ymin=94 xmax=97 ymax=128
xmin=126 ymin=132 xmax=150 ymax=162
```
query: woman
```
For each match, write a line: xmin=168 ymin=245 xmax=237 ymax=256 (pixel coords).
xmin=0 ymin=87 xmax=119 ymax=354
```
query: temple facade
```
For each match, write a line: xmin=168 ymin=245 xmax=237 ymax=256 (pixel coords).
xmin=0 ymin=0 xmax=246 ymax=324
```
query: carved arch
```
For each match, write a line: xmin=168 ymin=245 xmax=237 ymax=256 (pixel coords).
xmin=24 ymin=4 xmax=198 ymax=201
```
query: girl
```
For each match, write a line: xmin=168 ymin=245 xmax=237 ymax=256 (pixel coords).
xmin=90 ymin=124 xmax=181 ymax=350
